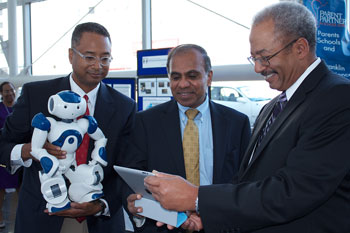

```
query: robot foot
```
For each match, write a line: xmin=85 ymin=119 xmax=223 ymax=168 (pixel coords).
xmin=79 ymin=191 xmax=104 ymax=203
xmin=47 ymin=199 xmax=71 ymax=213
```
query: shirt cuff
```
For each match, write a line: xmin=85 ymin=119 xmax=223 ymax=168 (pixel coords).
xmin=10 ymin=144 xmax=32 ymax=174
xmin=195 ymin=197 xmax=200 ymax=214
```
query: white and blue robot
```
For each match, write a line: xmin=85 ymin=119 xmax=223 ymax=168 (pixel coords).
xmin=31 ymin=90 xmax=108 ymax=213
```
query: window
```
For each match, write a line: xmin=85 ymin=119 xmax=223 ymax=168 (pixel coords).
xmin=152 ymin=0 xmax=279 ymax=66
xmin=0 ymin=2 xmax=24 ymax=75
xmin=31 ymin=0 xmax=142 ymax=75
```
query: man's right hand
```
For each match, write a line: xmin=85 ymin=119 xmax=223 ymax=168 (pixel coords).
xmin=43 ymin=141 xmax=66 ymax=159
xmin=22 ymin=142 xmax=66 ymax=162
xmin=21 ymin=143 xmax=34 ymax=161
xmin=127 ymin=193 xmax=143 ymax=216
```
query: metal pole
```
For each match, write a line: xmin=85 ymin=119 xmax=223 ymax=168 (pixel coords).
xmin=142 ymin=0 xmax=152 ymax=50
xmin=8 ymin=0 xmax=18 ymax=76
xmin=22 ymin=2 xmax=32 ymax=75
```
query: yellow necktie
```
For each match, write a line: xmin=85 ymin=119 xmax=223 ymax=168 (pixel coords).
xmin=183 ymin=109 xmax=200 ymax=186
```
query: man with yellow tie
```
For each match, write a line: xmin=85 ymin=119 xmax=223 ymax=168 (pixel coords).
xmin=125 ymin=44 xmax=251 ymax=233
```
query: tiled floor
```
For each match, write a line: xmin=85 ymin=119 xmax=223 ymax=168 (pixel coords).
xmin=0 ymin=191 xmax=17 ymax=233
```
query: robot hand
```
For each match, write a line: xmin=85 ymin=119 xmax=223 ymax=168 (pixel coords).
xmin=32 ymin=148 xmax=60 ymax=177
xmin=79 ymin=116 xmax=108 ymax=167
xmin=90 ymin=136 xmax=108 ymax=167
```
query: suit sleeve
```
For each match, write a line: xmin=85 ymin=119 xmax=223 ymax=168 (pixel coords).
xmin=101 ymin=100 xmax=137 ymax=217
xmin=120 ymin=112 xmax=150 ymax=231
xmin=239 ymin=115 xmax=251 ymax=167
xmin=198 ymin=83 xmax=350 ymax=232
xmin=121 ymin=113 xmax=149 ymax=170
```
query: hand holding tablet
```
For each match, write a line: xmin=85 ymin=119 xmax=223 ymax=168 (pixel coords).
xmin=114 ymin=166 xmax=187 ymax=227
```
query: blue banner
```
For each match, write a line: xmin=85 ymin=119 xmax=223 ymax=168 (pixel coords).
xmin=304 ymin=0 xmax=350 ymax=78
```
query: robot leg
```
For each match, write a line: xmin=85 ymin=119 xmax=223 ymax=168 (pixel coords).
xmin=39 ymin=171 xmax=71 ymax=213
xmin=67 ymin=164 xmax=104 ymax=203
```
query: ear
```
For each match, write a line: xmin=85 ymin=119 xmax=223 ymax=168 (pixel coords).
xmin=294 ymin=38 xmax=309 ymax=59
xmin=69 ymin=48 xmax=73 ymax=64
xmin=207 ymin=70 xmax=213 ymax=86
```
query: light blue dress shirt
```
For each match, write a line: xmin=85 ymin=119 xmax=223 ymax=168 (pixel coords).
xmin=177 ymin=95 xmax=213 ymax=185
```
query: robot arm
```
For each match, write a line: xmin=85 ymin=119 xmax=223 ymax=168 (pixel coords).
xmin=31 ymin=113 xmax=50 ymax=151
xmin=81 ymin=116 xmax=108 ymax=167
xmin=31 ymin=113 xmax=60 ymax=177
xmin=65 ymin=116 xmax=107 ymax=204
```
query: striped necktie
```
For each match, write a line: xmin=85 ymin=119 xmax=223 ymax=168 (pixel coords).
xmin=256 ymin=91 xmax=287 ymax=147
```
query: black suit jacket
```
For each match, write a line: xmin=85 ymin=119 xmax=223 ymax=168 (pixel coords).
xmin=198 ymin=61 xmax=350 ymax=233
xmin=0 ymin=76 xmax=136 ymax=233
xmin=124 ymin=99 xmax=251 ymax=233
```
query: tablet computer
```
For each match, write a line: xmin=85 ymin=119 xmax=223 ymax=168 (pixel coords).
xmin=113 ymin=165 xmax=155 ymax=200
xmin=114 ymin=165 xmax=188 ymax=227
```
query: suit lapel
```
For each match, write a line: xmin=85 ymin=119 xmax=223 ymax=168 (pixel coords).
xmin=238 ymin=99 xmax=276 ymax=174
xmin=57 ymin=75 xmax=71 ymax=91
xmin=160 ymin=100 xmax=187 ymax=177
xmin=210 ymin=101 xmax=227 ymax=183
xmin=94 ymin=83 xmax=115 ymax=132
xmin=249 ymin=92 xmax=306 ymax=164
xmin=239 ymin=60 xmax=328 ymax=178
xmin=88 ymin=83 xmax=115 ymax=160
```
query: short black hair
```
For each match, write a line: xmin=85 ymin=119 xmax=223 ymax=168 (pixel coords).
xmin=0 ymin=81 xmax=12 ymax=92
xmin=71 ymin=22 xmax=111 ymax=47
xmin=166 ymin=44 xmax=212 ymax=74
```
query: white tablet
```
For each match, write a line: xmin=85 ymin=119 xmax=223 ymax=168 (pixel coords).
xmin=113 ymin=165 xmax=155 ymax=200
xmin=114 ymin=165 xmax=188 ymax=227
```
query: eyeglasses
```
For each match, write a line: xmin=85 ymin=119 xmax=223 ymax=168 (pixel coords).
xmin=247 ymin=39 xmax=298 ymax=66
xmin=72 ymin=48 xmax=113 ymax=66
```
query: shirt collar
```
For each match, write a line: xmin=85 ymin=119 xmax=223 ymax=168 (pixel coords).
xmin=285 ymin=57 xmax=321 ymax=100
xmin=177 ymin=94 xmax=209 ymax=119
xmin=69 ymin=74 xmax=100 ymax=105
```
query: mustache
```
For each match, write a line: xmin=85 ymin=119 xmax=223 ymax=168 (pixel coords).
xmin=87 ymin=69 xmax=103 ymax=75
xmin=261 ymin=70 xmax=277 ymax=77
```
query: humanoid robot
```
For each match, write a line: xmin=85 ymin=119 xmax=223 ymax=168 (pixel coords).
xmin=31 ymin=90 xmax=108 ymax=213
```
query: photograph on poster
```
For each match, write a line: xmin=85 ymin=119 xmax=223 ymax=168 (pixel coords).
xmin=143 ymin=97 xmax=171 ymax=110
xmin=113 ymin=84 xmax=132 ymax=98
xmin=156 ymin=77 xmax=172 ymax=97
xmin=139 ymin=78 xmax=157 ymax=96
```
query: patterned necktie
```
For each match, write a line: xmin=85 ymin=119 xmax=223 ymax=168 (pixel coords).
xmin=183 ymin=109 xmax=200 ymax=186
xmin=76 ymin=95 xmax=90 ymax=166
xmin=256 ymin=91 xmax=287 ymax=147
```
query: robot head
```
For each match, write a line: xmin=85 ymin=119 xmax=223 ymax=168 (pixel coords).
xmin=48 ymin=90 xmax=87 ymax=120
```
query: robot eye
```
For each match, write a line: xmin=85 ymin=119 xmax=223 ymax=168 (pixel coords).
xmin=64 ymin=105 xmax=68 ymax=109
xmin=77 ymin=106 xmax=80 ymax=109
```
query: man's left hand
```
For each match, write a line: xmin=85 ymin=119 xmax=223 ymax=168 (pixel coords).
xmin=44 ymin=201 xmax=102 ymax=217
xmin=155 ymin=212 xmax=203 ymax=231
xmin=182 ymin=212 xmax=203 ymax=231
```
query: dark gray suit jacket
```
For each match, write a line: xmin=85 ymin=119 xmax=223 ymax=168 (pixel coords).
xmin=0 ymin=76 xmax=136 ymax=233
xmin=199 ymin=61 xmax=350 ymax=233
xmin=124 ymin=99 xmax=251 ymax=233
